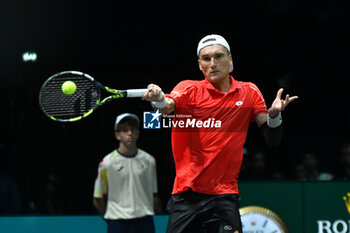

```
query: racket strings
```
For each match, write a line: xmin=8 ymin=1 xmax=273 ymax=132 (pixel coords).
xmin=40 ymin=75 xmax=99 ymax=120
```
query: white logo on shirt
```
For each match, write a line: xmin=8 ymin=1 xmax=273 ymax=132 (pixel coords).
xmin=235 ymin=101 xmax=243 ymax=106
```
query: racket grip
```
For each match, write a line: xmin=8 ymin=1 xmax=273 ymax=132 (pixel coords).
xmin=126 ymin=89 xmax=149 ymax=97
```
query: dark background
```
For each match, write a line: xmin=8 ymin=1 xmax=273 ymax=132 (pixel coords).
xmin=1 ymin=0 xmax=349 ymax=214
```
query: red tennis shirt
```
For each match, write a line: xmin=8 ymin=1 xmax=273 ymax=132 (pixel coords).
xmin=167 ymin=76 xmax=268 ymax=195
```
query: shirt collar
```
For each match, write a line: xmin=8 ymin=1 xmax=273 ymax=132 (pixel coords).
xmin=116 ymin=148 xmax=138 ymax=158
xmin=204 ymin=75 xmax=239 ymax=94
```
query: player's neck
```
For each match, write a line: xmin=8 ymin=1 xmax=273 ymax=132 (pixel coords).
xmin=117 ymin=143 xmax=138 ymax=157
xmin=210 ymin=75 xmax=231 ymax=93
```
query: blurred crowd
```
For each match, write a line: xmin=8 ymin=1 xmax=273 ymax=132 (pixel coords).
xmin=239 ymin=141 xmax=350 ymax=182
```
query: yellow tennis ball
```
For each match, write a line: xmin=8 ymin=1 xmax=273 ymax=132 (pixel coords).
xmin=61 ymin=81 xmax=77 ymax=95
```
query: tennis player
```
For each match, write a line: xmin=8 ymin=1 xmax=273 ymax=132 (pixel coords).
xmin=142 ymin=34 xmax=298 ymax=233
xmin=93 ymin=113 xmax=158 ymax=233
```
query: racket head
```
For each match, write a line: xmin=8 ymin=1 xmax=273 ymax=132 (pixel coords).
xmin=39 ymin=71 xmax=101 ymax=122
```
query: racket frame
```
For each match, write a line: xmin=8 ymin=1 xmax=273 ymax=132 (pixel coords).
xmin=39 ymin=71 xmax=143 ymax=123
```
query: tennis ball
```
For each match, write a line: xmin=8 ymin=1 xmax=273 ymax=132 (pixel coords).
xmin=61 ymin=81 xmax=77 ymax=95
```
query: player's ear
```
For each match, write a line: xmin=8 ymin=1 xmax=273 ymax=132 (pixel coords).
xmin=229 ymin=55 xmax=234 ymax=73
xmin=198 ymin=59 xmax=203 ymax=71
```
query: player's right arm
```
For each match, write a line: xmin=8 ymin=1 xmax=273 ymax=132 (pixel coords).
xmin=160 ymin=97 xmax=175 ymax=115
xmin=142 ymin=84 xmax=175 ymax=115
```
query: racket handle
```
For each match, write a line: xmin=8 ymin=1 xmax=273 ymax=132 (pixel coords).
xmin=126 ymin=89 xmax=149 ymax=97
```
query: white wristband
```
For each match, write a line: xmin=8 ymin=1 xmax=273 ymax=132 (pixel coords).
xmin=267 ymin=112 xmax=282 ymax=128
xmin=151 ymin=92 xmax=167 ymax=109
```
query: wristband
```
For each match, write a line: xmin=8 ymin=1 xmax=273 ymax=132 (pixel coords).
xmin=267 ymin=112 xmax=282 ymax=128
xmin=151 ymin=92 xmax=167 ymax=109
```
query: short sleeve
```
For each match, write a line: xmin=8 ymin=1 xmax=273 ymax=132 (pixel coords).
xmin=167 ymin=80 xmax=195 ymax=109
xmin=248 ymin=83 xmax=268 ymax=121
xmin=93 ymin=157 xmax=109 ymax=198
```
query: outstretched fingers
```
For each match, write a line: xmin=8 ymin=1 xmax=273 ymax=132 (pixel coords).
xmin=276 ymin=88 xmax=284 ymax=100
xmin=281 ymin=94 xmax=299 ymax=110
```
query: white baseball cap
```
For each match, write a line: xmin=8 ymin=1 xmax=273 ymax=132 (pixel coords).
xmin=114 ymin=113 xmax=140 ymax=131
xmin=197 ymin=34 xmax=231 ymax=56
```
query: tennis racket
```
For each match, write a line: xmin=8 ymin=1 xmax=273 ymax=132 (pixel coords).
xmin=39 ymin=71 xmax=148 ymax=122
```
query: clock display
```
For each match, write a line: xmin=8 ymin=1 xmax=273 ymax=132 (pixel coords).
xmin=240 ymin=206 xmax=288 ymax=233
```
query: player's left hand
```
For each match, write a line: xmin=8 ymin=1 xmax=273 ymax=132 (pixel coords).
xmin=268 ymin=88 xmax=298 ymax=118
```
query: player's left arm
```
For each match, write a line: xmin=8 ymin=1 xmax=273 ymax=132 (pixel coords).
xmin=256 ymin=88 xmax=298 ymax=147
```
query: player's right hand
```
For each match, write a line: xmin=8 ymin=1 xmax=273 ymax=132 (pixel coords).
xmin=141 ymin=84 xmax=164 ymax=102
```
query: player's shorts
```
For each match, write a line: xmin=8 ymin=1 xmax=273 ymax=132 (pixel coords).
xmin=166 ymin=188 xmax=242 ymax=233
xmin=107 ymin=215 xmax=155 ymax=233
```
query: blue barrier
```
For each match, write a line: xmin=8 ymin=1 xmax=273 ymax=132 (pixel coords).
xmin=0 ymin=215 xmax=169 ymax=233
